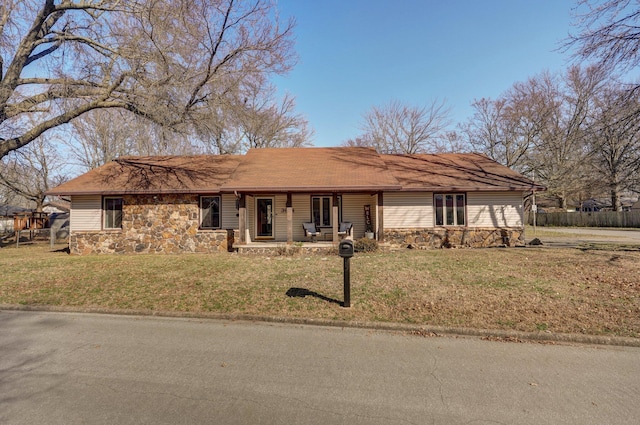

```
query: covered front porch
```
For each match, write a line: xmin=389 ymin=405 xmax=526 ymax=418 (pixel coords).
xmin=234 ymin=192 xmax=386 ymax=245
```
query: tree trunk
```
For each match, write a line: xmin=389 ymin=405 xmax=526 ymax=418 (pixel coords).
xmin=611 ymin=187 xmax=622 ymax=212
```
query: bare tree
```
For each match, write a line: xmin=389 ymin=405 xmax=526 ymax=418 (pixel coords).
xmin=66 ymin=109 xmax=139 ymax=170
xmin=0 ymin=136 xmax=68 ymax=211
xmin=462 ymin=92 xmax=539 ymax=173
xmin=67 ymin=108 xmax=201 ymax=171
xmin=0 ymin=0 xmax=296 ymax=159
xmin=347 ymin=100 xmax=451 ymax=154
xmin=530 ymin=66 xmax=606 ymax=209
xmin=434 ymin=131 xmax=471 ymax=153
xmin=237 ymin=79 xmax=313 ymax=150
xmin=465 ymin=98 xmax=514 ymax=168
xmin=587 ymin=83 xmax=640 ymax=210
xmin=464 ymin=67 xmax=606 ymax=209
xmin=243 ymin=96 xmax=313 ymax=149
xmin=192 ymin=97 xmax=245 ymax=155
xmin=0 ymin=179 xmax=24 ymax=207
xmin=341 ymin=135 xmax=374 ymax=149
xmin=566 ymin=0 xmax=640 ymax=82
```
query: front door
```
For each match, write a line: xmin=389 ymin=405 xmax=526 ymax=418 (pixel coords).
xmin=256 ymin=198 xmax=274 ymax=239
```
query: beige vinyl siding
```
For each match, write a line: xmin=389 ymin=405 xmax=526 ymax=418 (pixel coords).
xmin=246 ymin=195 xmax=255 ymax=241
xmin=342 ymin=193 xmax=376 ymax=239
xmin=467 ymin=191 xmax=523 ymax=228
xmin=292 ymin=194 xmax=311 ymax=241
xmin=384 ymin=192 xmax=433 ymax=229
xmin=247 ymin=194 xmax=314 ymax=242
xmin=220 ymin=193 xmax=238 ymax=229
xmin=273 ymin=194 xmax=287 ymax=242
xmin=70 ymin=195 xmax=102 ymax=231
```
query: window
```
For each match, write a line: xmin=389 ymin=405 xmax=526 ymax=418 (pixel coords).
xmin=311 ymin=196 xmax=341 ymax=227
xmin=103 ymin=197 xmax=123 ymax=229
xmin=435 ymin=194 xmax=465 ymax=226
xmin=200 ymin=196 xmax=221 ymax=229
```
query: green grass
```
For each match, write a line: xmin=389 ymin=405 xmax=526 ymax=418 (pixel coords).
xmin=1 ymin=243 xmax=639 ymax=337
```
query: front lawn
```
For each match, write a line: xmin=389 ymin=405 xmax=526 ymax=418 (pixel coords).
xmin=1 ymin=243 xmax=639 ymax=337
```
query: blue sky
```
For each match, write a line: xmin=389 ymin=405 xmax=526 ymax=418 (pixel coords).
xmin=273 ymin=0 xmax=577 ymax=147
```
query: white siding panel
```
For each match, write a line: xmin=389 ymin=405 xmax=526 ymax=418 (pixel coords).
xmin=384 ymin=192 xmax=433 ymax=229
xmin=70 ymin=195 xmax=102 ymax=231
xmin=221 ymin=193 xmax=238 ymax=229
xmin=467 ymin=192 xmax=523 ymax=228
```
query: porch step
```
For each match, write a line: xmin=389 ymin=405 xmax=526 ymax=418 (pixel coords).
xmin=234 ymin=242 xmax=336 ymax=255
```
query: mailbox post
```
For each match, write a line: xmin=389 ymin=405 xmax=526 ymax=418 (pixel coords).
xmin=338 ymin=240 xmax=354 ymax=307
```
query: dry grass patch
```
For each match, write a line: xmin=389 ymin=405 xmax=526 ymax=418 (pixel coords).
xmin=1 ymin=243 xmax=639 ymax=337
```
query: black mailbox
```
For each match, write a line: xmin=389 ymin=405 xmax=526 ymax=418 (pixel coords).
xmin=338 ymin=239 xmax=354 ymax=258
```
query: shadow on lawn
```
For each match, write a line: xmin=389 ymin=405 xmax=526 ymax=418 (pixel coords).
xmin=286 ymin=287 xmax=344 ymax=307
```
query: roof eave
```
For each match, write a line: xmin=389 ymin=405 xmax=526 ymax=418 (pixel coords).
xmin=45 ymin=188 xmax=225 ymax=196
xmin=398 ymin=185 xmax=546 ymax=192
xmin=223 ymin=185 xmax=402 ymax=193
xmin=48 ymin=184 xmax=546 ymax=196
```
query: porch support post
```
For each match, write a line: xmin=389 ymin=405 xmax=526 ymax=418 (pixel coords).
xmin=286 ymin=192 xmax=293 ymax=244
xmin=332 ymin=193 xmax=339 ymax=244
xmin=377 ymin=191 xmax=384 ymax=242
xmin=238 ymin=194 xmax=247 ymax=244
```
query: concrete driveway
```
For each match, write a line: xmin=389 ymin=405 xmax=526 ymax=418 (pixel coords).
xmin=526 ymin=227 xmax=640 ymax=247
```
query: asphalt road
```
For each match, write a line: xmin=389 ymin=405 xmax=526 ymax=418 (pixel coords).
xmin=1 ymin=310 xmax=639 ymax=425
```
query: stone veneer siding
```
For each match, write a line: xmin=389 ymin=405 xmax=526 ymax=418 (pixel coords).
xmin=70 ymin=194 xmax=235 ymax=255
xmin=384 ymin=227 xmax=524 ymax=249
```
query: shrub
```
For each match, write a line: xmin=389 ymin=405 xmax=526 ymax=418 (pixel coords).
xmin=354 ymin=237 xmax=378 ymax=253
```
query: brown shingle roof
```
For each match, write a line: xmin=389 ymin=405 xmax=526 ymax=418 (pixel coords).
xmin=46 ymin=149 xmax=543 ymax=196
xmin=221 ymin=147 xmax=401 ymax=192
xmin=382 ymin=153 xmax=543 ymax=192
xmin=46 ymin=155 xmax=242 ymax=195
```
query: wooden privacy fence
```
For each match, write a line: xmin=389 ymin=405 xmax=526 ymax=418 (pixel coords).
xmin=526 ymin=211 xmax=640 ymax=228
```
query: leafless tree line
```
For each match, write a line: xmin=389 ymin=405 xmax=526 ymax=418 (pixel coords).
xmin=343 ymin=99 xmax=454 ymax=154
xmin=0 ymin=1 xmax=308 ymax=160
xmin=462 ymin=65 xmax=640 ymax=211
xmin=461 ymin=0 xmax=640 ymax=211
xmin=1 ymin=0 xmax=312 ymax=208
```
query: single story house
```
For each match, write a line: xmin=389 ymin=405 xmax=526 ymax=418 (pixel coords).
xmin=46 ymin=147 xmax=544 ymax=254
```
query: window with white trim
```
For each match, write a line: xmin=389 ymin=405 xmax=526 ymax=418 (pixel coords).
xmin=311 ymin=196 xmax=341 ymax=227
xmin=200 ymin=196 xmax=221 ymax=229
xmin=103 ymin=197 xmax=123 ymax=229
xmin=434 ymin=194 xmax=465 ymax=226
